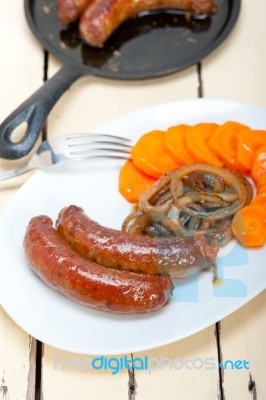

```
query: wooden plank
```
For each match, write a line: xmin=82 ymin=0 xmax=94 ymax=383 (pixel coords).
xmin=203 ymin=0 xmax=266 ymax=108
xmin=0 ymin=0 xmax=44 ymax=174
xmin=41 ymin=347 xmax=130 ymax=400
xmin=0 ymin=2 xmax=44 ymax=399
xmin=134 ymin=326 xmax=220 ymax=400
xmin=0 ymin=1 xmax=44 ymax=172
xmin=0 ymin=3 xmax=43 ymax=123
xmin=219 ymin=290 xmax=266 ymax=400
xmin=0 ymin=309 xmax=36 ymax=400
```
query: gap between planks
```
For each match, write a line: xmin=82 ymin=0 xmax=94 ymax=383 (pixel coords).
xmin=215 ymin=322 xmax=225 ymax=400
xmin=33 ymin=49 xmax=49 ymax=400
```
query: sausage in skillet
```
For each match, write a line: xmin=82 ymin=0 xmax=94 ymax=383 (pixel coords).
xmin=79 ymin=0 xmax=215 ymax=47
xmin=58 ymin=0 xmax=92 ymax=26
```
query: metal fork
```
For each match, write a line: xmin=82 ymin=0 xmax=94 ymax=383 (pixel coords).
xmin=0 ymin=134 xmax=132 ymax=181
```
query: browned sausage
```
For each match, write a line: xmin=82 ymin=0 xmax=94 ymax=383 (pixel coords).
xmin=56 ymin=205 xmax=218 ymax=278
xmin=24 ymin=215 xmax=174 ymax=314
xmin=58 ymin=0 xmax=93 ymax=26
xmin=79 ymin=0 xmax=215 ymax=47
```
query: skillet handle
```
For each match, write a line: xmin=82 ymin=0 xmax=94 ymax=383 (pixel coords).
xmin=0 ymin=65 xmax=85 ymax=159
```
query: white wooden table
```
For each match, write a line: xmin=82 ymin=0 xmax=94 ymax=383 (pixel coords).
xmin=0 ymin=1 xmax=266 ymax=399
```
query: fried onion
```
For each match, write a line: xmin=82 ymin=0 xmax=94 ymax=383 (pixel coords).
xmin=123 ymin=163 xmax=253 ymax=248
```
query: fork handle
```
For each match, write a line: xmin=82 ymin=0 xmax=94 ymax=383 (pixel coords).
xmin=0 ymin=64 xmax=85 ymax=160
xmin=0 ymin=164 xmax=33 ymax=181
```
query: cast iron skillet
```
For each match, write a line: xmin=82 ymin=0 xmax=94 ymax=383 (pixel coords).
xmin=0 ymin=0 xmax=240 ymax=159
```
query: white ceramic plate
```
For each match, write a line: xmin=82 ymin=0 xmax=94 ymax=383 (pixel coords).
xmin=0 ymin=99 xmax=266 ymax=355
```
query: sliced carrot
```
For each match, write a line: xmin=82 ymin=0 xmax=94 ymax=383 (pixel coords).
xmin=208 ymin=121 xmax=249 ymax=171
xmin=185 ymin=123 xmax=223 ymax=167
xmin=119 ymin=160 xmax=156 ymax=203
xmin=232 ymin=204 xmax=266 ymax=247
xmin=256 ymin=172 xmax=266 ymax=191
xmin=236 ymin=129 xmax=266 ymax=173
xmin=251 ymin=195 xmax=266 ymax=207
xmin=164 ymin=124 xmax=195 ymax=165
xmin=251 ymin=145 xmax=266 ymax=183
xmin=131 ymin=130 xmax=179 ymax=179
xmin=257 ymin=185 xmax=266 ymax=196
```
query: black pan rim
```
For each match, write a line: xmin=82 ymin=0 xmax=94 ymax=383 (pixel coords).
xmin=24 ymin=0 xmax=241 ymax=80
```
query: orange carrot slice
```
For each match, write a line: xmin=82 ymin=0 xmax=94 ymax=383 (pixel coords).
xmin=236 ymin=129 xmax=266 ymax=173
xmin=208 ymin=121 xmax=248 ymax=170
xmin=119 ymin=160 xmax=156 ymax=203
xmin=257 ymin=185 xmax=266 ymax=196
xmin=251 ymin=195 xmax=266 ymax=207
xmin=164 ymin=124 xmax=195 ymax=165
xmin=185 ymin=123 xmax=223 ymax=167
xmin=232 ymin=204 xmax=266 ymax=247
xmin=257 ymin=172 xmax=266 ymax=191
xmin=131 ymin=130 xmax=179 ymax=179
xmin=251 ymin=145 xmax=266 ymax=183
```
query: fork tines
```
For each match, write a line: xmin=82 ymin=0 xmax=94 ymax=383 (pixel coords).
xmin=66 ymin=134 xmax=132 ymax=160
xmin=66 ymin=133 xmax=131 ymax=144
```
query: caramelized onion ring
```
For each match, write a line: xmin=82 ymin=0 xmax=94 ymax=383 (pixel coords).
xmin=122 ymin=163 xmax=252 ymax=251
xmin=184 ymin=171 xmax=225 ymax=192
xmin=122 ymin=212 xmax=152 ymax=234
xmin=170 ymin=164 xmax=247 ymax=219
xmin=139 ymin=171 xmax=176 ymax=213
xmin=234 ymin=173 xmax=254 ymax=205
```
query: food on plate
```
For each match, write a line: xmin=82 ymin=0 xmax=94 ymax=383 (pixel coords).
xmin=122 ymin=164 xmax=253 ymax=248
xmin=208 ymin=121 xmax=249 ymax=171
xmin=24 ymin=215 xmax=174 ymax=314
xmin=185 ymin=123 xmax=222 ymax=167
xmin=251 ymin=145 xmax=266 ymax=182
xmin=23 ymin=118 xmax=266 ymax=314
xmin=131 ymin=130 xmax=179 ymax=179
xmin=168 ymin=164 xmax=250 ymax=218
xmin=119 ymin=160 xmax=156 ymax=204
xmin=164 ymin=124 xmax=195 ymax=165
xmin=234 ymin=172 xmax=254 ymax=205
xmin=256 ymin=172 xmax=266 ymax=192
xmin=120 ymin=121 xmax=258 ymax=204
xmin=251 ymin=194 xmax=266 ymax=206
xmin=232 ymin=205 xmax=266 ymax=247
xmin=58 ymin=0 xmax=216 ymax=47
xmin=56 ymin=205 xmax=218 ymax=278
xmin=119 ymin=119 xmax=266 ymax=248
xmin=236 ymin=129 xmax=266 ymax=173
xmin=257 ymin=186 xmax=266 ymax=196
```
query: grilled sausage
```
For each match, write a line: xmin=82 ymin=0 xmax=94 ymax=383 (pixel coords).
xmin=79 ymin=0 xmax=215 ymax=47
xmin=24 ymin=215 xmax=174 ymax=314
xmin=56 ymin=205 xmax=218 ymax=278
xmin=58 ymin=0 xmax=92 ymax=26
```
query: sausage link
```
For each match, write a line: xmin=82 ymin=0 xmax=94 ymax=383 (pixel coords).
xmin=24 ymin=215 xmax=173 ymax=314
xmin=56 ymin=205 xmax=218 ymax=278
xmin=79 ymin=0 xmax=215 ymax=47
